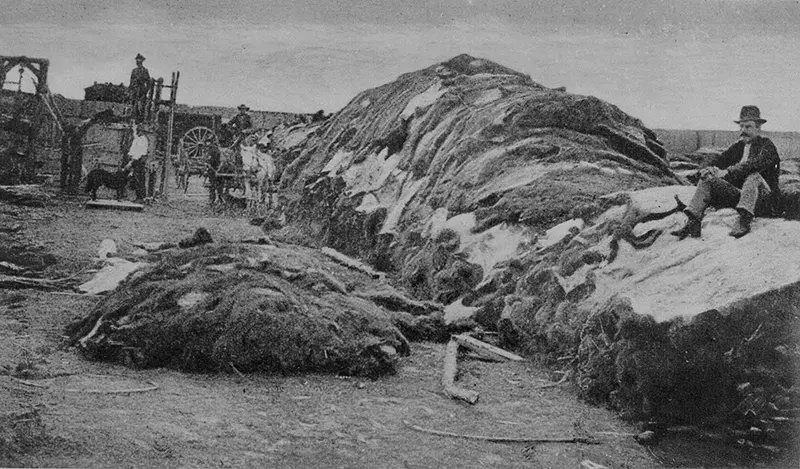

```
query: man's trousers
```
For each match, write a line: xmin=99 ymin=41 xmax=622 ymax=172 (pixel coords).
xmin=686 ymin=173 xmax=771 ymax=219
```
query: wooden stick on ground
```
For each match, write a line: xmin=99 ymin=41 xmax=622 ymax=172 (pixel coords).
xmin=0 ymin=274 xmax=68 ymax=291
xmin=402 ymin=420 xmax=598 ymax=444
xmin=538 ymin=370 xmax=573 ymax=389
xmin=320 ymin=247 xmax=384 ymax=280
xmin=442 ymin=339 xmax=479 ymax=405
xmin=63 ymin=382 xmax=159 ymax=394
xmin=453 ymin=334 xmax=523 ymax=362
xmin=10 ymin=377 xmax=158 ymax=394
xmin=9 ymin=377 xmax=50 ymax=389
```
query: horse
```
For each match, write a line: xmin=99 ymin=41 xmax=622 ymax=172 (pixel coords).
xmin=239 ymin=136 xmax=277 ymax=209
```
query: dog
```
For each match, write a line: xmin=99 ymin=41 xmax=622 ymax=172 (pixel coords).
xmin=85 ymin=168 xmax=129 ymax=201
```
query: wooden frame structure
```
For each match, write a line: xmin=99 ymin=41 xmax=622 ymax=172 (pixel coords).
xmin=1 ymin=56 xmax=49 ymax=94
xmin=0 ymin=56 xmax=52 ymax=184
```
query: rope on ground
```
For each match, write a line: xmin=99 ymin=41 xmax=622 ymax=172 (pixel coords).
xmin=63 ymin=381 xmax=159 ymax=394
xmin=401 ymin=419 xmax=599 ymax=444
xmin=9 ymin=376 xmax=159 ymax=394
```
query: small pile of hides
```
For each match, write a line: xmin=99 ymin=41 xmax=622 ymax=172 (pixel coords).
xmin=0 ymin=185 xmax=50 ymax=207
xmin=84 ymin=82 xmax=128 ymax=104
xmin=66 ymin=243 xmax=413 ymax=377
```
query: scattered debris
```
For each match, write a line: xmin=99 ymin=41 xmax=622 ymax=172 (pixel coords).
xmin=128 ymin=240 xmax=178 ymax=252
xmin=634 ymin=430 xmax=658 ymax=446
xmin=0 ymin=261 xmax=26 ymax=274
xmin=0 ymin=408 xmax=47 ymax=453
xmin=97 ymin=239 xmax=118 ymax=259
xmin=240 ymin=236 xmax=273 ymax=245
xmin=0 ymin=222 xmax=22 ymax=233
xmin=177 ymin=227 xmax=213 ymax=248
xmin=581 ymin=460 xmax=610 ymax=469
xmin=77 ymin=258 xmax=147 ymax=295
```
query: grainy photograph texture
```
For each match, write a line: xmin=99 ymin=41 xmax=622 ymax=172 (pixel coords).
xmin=1 ymin=1 xmax=799 ymax=467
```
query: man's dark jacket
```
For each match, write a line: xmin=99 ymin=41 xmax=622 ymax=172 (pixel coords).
xmin=228 ymin=113 xmax=252 ymax=134
xmin=709 ymin=135 xmax=781 ymax=215
xmin=129 ymin=66 xmax=150 ymax=98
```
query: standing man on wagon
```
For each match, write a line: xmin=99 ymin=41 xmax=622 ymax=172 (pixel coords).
xmin=671 ymin=105 xmax=781 ymax=239
xmin=129 ymin=53 xmax=151 ymax=122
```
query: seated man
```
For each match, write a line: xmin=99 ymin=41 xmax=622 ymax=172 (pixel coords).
xmin=228 ymin=104 xmax=252 ymax=140
xmin=672 ymin=106 xmax=781 ymax=239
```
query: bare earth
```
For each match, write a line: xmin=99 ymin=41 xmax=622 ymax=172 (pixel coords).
xmin=0 ymin=180 xmax=794 ymax=468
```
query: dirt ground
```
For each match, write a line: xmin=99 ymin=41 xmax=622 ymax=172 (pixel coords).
xmin=1 ymin=179 xmax=797 ymax=468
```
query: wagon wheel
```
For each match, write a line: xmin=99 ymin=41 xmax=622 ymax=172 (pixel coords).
xmin=178 ymin=126 xmax=218 ymax=190
xmin=180 ymin=126 xmax=218 ymax=161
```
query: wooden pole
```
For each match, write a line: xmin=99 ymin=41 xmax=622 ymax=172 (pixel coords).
xmin=161 ymin=71 xmax=178 ymax=198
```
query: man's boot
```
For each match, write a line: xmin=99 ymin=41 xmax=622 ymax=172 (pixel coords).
xmin=670 ymin=211 xmax=701 ymax=240
xmin=729 ymin=209 xmax=753 ymax=238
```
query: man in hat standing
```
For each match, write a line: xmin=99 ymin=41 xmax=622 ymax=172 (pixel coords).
xmin=129 ymin=53 xmax=151 ymax=122
xmin=228 ymin=104 xmax=253 ymax=140
xmin=672 ymin=105 xmax=781 ymax=239
xmin=123 ymin=121 xmax=150 ymax=203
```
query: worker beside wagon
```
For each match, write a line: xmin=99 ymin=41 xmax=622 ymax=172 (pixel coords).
xmin=124 ymin=121 xmax=150 ymax=203
xmin=206 ymin=145 xmax=224 ymax=205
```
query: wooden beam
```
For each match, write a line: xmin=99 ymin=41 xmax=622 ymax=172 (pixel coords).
xmin=442 ymin=339 xmax=479 ymax=405
xmin=453 ymin=334 xmax=523 ymax=362
xmin=85 ymin=199 xmax=144 ymax=211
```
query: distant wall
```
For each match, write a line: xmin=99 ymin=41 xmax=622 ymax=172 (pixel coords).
xmin=655 ymin=129 xmax=800 ymax=159
xmin=173 ymin=104 xmax=308 ymax=130
xmin=51 ymin=97 xmax=309 ymax=128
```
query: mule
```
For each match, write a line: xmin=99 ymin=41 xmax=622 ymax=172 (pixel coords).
xmin=239 ymin=139 xmax=277 ymax=209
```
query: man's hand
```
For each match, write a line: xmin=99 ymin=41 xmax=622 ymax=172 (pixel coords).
xmin=700 ymin=167 xmax=727 ymax=180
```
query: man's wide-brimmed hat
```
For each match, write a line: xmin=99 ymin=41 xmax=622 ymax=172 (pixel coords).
xmin=734 ymin=105 xmax=767 ymax=124
xmin=135 ymin=53 xmax=146 ymax=61
xmin=238 ymin=104 xmax=250 ymax=111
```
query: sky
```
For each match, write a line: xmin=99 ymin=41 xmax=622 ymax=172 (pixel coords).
xmin=2 ymin=0 xmax=799 ymax=130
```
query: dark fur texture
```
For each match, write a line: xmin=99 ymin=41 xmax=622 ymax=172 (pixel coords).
xmin=85 ymin=168 xmax=129 ymax=200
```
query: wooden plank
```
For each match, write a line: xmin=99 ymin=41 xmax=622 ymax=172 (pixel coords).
xmin=85 ymin=199 xmax=144 ymax=211
xmin=453 ymin=334 xmax=523 ymax=362
xmin=442 ymin=339 xmax=479 ymax=405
